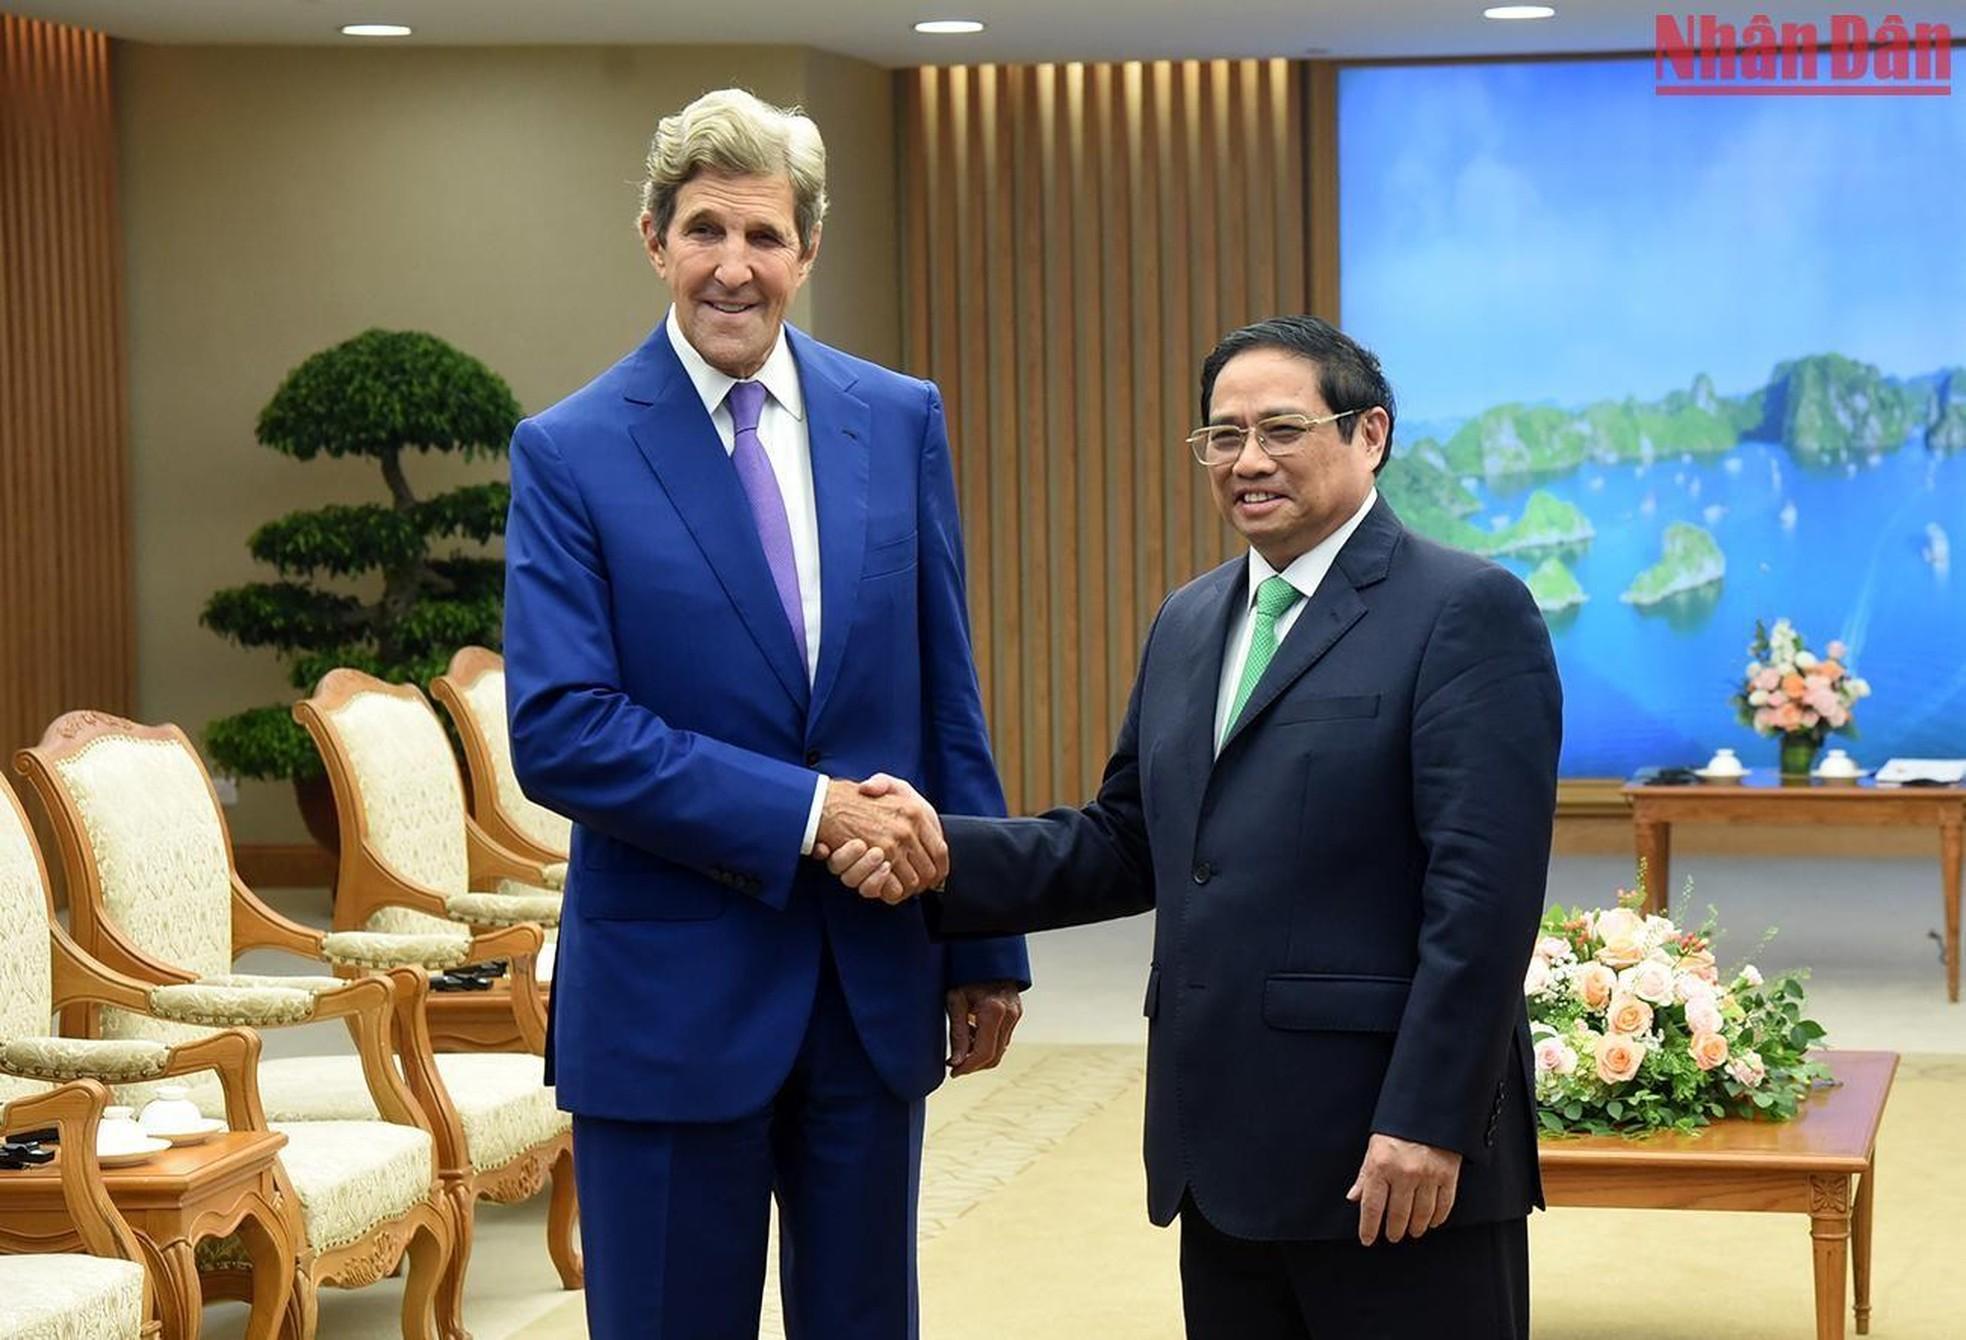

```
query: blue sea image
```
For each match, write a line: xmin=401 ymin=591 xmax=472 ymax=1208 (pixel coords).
xmin=1444 ymin=440 xmax=1965 ymax=777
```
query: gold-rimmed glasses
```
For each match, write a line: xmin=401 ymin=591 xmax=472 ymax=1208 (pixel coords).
xmin=1185 ymin=409 xmax=1362 ymax=465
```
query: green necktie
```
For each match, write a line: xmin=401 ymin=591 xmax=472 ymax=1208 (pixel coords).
xmin=1224 ymin=575 xmax=1302 ymax=742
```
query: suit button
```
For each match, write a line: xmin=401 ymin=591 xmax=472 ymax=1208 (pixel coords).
xmin=804 ymin=749 xmax=822 ymax=766
xmin=1191 ymin=862 xmax=1213 ymax=885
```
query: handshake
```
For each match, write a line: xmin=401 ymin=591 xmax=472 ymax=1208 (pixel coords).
xmin=812 ymin=774 xmax=944 ymax=904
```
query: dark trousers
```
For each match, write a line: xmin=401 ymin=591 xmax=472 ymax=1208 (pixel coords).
xmin=1179 ymin=1197 xmax=1528 ymax=1340
xmin=573 ymin=953 xmax=925 ymax=1340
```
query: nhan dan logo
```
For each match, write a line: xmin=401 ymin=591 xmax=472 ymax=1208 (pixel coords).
xmin=1655 ymin=13 xmax=1952 ymax=95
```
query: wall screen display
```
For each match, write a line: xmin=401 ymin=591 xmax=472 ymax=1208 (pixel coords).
xmin=1339 ymin=57 xmax=1966 ymax=777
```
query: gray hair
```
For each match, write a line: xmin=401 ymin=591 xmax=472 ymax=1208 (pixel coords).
xmin=640 ymin=88 xmax=829 ymax=253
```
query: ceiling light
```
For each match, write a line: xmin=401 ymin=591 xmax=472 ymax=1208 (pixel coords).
xmin=1482 ymin=5 xmax=1554 ymax=17
xmin=914 ymin=19 xmax=986 ymax=34
xmin=340 ymin=23 xmax=413 ymax=37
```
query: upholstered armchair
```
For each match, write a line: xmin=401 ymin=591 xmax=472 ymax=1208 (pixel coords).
xmin=429 ymin=648 xmax=570 ymax=879
xmin=17 ymin=712 xmax=579 ymax=1334
xmin=0 ymin=1080 xmax=156 ymax=1339
xmin=5 ymin=746 xmax=454 ymax=1340
xmin=292 ymin=670 xmax=562 ymax=1055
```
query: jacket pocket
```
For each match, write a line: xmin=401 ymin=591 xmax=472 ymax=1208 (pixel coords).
xmin=1261 ymin=973 xmax=1410 ymax=1032
xmin=863 ymin=529 xmax=918 ymax=577
xmin=1269 ymin=693 xmax=1380 ymax=725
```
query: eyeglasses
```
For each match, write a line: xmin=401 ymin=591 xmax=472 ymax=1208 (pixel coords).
xmin=1185 ymin=409 xmax=1362 ymax=465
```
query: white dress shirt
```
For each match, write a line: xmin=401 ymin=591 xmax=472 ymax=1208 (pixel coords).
xmin=665 ymin=309 xmax=829 ymax=851
xmin=1213 ymin=489 xmax=1379 ymax=752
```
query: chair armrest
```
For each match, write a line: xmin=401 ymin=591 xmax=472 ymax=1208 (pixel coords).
xmin=0 ymin=1036 xmax=171 ymax=1084
xmin=447 ymin=886 xmax=561 ymax=929
xmin=147 ymin=981 xmax=319 ymax=1028
xmin=302 ymin=975 xmax=433 ymax=1132
xmin=321 ymin=930 xmax=473 ymax=971
xmin=539 ymin=861 xmax=566 ymax=891
xmin=466 ymin=815 xmax=556 ymax=885
xmin=229 ymin=875 xmax=329 ymax=958
xmin=2 ymin=1080 xmax=147 ymax=1268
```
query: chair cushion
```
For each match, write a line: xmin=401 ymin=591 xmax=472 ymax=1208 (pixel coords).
xmin=148 ymin=982 xmax=317 ymax=1028
xmin=320 ymin=930 xmax=471 ymax=971
xmin=0 ymin=1037 xmax=169 ymax=1084
xmin=272 ymin=1120 xmax=434 ymax=1252
xmin=0 ymin=1254 xmax=144 ymax=1339
xmin=208 ymin=1054 xmax=566 ymax=1177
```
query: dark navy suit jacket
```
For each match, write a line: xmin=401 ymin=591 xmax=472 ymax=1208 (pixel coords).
xmin=935 ymin=498 xmax=1559 ymax=1242
xmin=503 ymin=323 xmax=1029 ymax=1123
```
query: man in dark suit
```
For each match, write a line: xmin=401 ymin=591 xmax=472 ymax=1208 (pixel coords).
xmin=503 ymin=89 xmax=1029 ymax=1339
xmin=827 ymin=316 xmax=1560 ymax=1338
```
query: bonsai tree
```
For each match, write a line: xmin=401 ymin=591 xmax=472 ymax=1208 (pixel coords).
xmin=202 ymin=329 xmax=522 ymax=794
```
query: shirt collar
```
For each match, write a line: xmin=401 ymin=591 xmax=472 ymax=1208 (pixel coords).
xmin=1245 ymin=488 xmax=1379 ymax=607
xmin=664 ymin=305 xmax=806 ymax=423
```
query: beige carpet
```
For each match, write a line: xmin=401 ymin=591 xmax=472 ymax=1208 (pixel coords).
xmin=512 ymin=1046 xmax=1966 ymax=1339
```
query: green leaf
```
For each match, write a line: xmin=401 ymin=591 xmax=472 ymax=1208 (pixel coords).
xmin=416 ymin=483 xmax=511 ymax=543
xmin=255 ymin=329 xmax=520 ymax=461
xmin=202 ymin=582 xmax=364 ymax=651
xmin=249 ymin=504 xmax=423 ymax=578
xmin=204 ymin=706 xmax=324 ymax=782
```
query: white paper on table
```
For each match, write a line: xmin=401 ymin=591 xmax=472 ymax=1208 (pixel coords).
xmin=1874 ymin=758 xmax=1966 ymax=785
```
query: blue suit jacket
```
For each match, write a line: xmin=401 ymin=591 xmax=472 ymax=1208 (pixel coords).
xmin=503 ymin=323 xmax=1030 ymax=1123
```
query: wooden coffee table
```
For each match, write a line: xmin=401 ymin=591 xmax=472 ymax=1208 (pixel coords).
xmin=1622 ymin=777 xmax=1965 ymax=999
xmin=0 ymin=1128 xmax=297 ymax=1340
xmin=1540 ymin=1050 xmax=1896 ymax=1340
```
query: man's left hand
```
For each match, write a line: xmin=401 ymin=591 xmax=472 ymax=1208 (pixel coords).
xmin=1345 ymin=1133 xmax=1462 ymax=1246
xmin=946 ymin=981 xmax=1022 ymax=1076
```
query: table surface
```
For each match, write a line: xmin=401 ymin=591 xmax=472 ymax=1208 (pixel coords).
xmin=1622 ymin=775 xmax=1964 ymax=800
xmin=1538 ymin=1050 xmax=1897 ymax=1174
xmin=0 ymin=1130 xmax=287 ymax=1197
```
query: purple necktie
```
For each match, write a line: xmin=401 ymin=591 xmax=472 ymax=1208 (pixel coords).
xmin=725 ymin=380 xmax=809 ymax=672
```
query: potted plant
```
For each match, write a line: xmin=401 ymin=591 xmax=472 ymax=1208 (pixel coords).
xmin=1730 ymin=618 xmax=1871 ymax=780
xmin=201 ymin=329 xmax=521 ymax=847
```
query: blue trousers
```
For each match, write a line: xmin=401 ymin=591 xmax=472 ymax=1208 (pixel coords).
xmin=573 ymin=953 xmax=926 ymax=1339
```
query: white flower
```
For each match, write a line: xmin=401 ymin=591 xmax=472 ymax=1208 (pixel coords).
xmin=1745 ymin=661 xmax=1762 ymax=679
xmin=1524 ymin=956 xmax=1555 ymax=997
xmin=1674 ymin=973 xmax=1717 ymax=1004
xmin=1642 ymin=916 xmax=1678 ymax=950
xmin=1795 ymin=650 xmax=1818 ymax=670
xmin=1748 ymin=689 xmax=1769 ymax=706
xmin=1618 ymin=960 xmax=1676 ymax=1006
xmin=1684 ymin=997 xmax=1724 ymax=1037
xmin=1737 ymin=964 xmax=1764 ymax=989
xmin=1535 ymin=935 xmax=1574 ymax=965
xmin=1727 ymin=1050 xmax=1767 ymax=1088
xmin=1534 ymin=1036 xmax=1579 ymax=1076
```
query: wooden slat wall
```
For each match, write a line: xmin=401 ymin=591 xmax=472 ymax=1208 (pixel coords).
xmin=901 ymin=59 xmax=1308 ymax=813
xmin=0 ymin=16 xmax=134 ymax=765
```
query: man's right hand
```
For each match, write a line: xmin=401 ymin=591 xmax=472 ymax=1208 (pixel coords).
xmin=814 ymin=773 xmax=946 ymax=899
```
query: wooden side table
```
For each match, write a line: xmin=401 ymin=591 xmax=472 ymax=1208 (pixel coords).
xmin=0 ymin=1128 xmax=297 ymax=1340
xmin=1541 ymin=1049 xmax=1896 ymax=1340
xmin=1622 ymin=777 xmax=1966 ymax=999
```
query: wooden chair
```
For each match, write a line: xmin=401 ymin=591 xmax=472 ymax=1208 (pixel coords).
xmin=0 ymin=1080 xmax=157 ymax=1339
xmin=429 ymin=648 xmax=570 ymax=874
xmin=8 ymin=734 xmax=454 ymax=1340
xmin=293 ymin=671 xmax=562 ymax=1055
xmin=18 ymin=711 xmax=580 ymax=1334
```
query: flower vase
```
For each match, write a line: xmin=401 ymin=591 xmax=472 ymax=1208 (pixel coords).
xmin=1778 ymin=733 xmax=1820 ymax=780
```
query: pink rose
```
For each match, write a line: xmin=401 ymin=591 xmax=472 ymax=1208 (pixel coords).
xmin=1676 ymin=949 xmax=1720 ymax=985
xmin=1827 ymin=640 xmax=1847 ymax=661
xmin=1571 ymin=962 xmax=1616 ymax=1010
xmin=1690 ymin=1032 xmax=1730 ymax=1071
xmin=1535 ymin=935 xmax=1572 ymax=963
xmin=1534 ymin=1036 xmax=1578 ymax=1076
xmin=1684 ymin=997 xmax=1724 ymax=1037
xmin=1736 ymin=965 xmax=1764 ymax=990
xmin=1595 ymin=1035 xmax=1645 ymax=1084
xmin=1606 ymin=993 xmax=1653 ymax=1036
xmin=1674 ymin=972 xmax=1716 ymax=1005
xmin=1727 ymin=1049 xmax=1766 ymax=1088
xmin=1755 ymin=667 xmax=1781 ymax=691
xmin=1618 ymin=960 xmax=1675 ymax=1006
xmin=1523 ymin=956 xmax=1554 ymax=996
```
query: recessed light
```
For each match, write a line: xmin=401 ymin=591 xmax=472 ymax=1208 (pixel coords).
xmin=1482 ymin=5 xmax=1554 ymax=17
xmin=914 ymin=19 xmax=986 ymax=35
xmin=340 ymin=23 xmax=413 ymax=37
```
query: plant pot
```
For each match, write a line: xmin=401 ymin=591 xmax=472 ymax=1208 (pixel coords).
xmin=292 ymin=773 xmax=341 ymax=853
xmin=1778 ymin=733 xmax=1821 ymax=781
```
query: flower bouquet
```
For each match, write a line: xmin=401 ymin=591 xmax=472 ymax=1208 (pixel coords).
xmin=1730 ymin=617 xmax=1870 ymax=777
xmin=1526 ymin=893 xmax=1829 ymax=1136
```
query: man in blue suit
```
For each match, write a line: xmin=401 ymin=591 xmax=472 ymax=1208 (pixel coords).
xmin=502 ymin=88 xmax=1030 ymax=1339
xmin=831 ymin=317 xmax=1560 ymax=1338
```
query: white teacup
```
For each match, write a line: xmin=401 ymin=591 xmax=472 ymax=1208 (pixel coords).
xmin=1818 ymin=748 xmax=1860 ymax=779
xmin=1703 ymin=748 xmax=1745 ymax=777
xmin=138 ymin=1085 xmax=203 ymax=1136
xmin=97 ymin=1105 xmax=149 ymax=1155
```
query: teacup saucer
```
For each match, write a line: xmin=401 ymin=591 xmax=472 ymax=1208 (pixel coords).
xmin=1692 ymin=768 xmax=1746 ymax=784
xmin=97 ymin=1136 xmax=171 ymax=1167
xmin=1812 ymin=768 xmax=1868 ymax=785
xmin=151 ymin=1119 xmax=227 ymax=1147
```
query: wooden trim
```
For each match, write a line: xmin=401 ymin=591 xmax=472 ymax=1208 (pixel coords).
xmin=1305 ymin=60 xmax=1340 ymax=321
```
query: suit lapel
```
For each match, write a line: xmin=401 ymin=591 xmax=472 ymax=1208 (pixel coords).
xmin=1163 ymin=562 xmax=1246 ymax=813
xmin=794 ymin=331 xmax=871 ymax=731
xmin=1216 ymin=496 xmax=1404 ymax=757
xmin=624 ymin=329 xmax=810 ymax=711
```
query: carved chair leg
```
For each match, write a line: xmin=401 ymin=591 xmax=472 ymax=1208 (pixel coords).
xmin=238 ymin=1208 xmax=296 ymax=1340
xmin=399 ymin=1206 xmax=453 ymax=1340
xmin=278 ymin=1268 xmax=318 ymax=1340
xmin=436 ymin=1180 xmax=477 ymax=1340
xmin=147 ymin=1237 xmax=201 ymax=1340
xmin=547 ymin=1143 xmax=583 ymax=1291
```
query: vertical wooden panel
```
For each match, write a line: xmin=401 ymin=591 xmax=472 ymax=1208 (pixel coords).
xmin=898 ymin=59 xmax=1310 ymax=812
xmin=0 ymin=15 xmax=133 ymax=767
